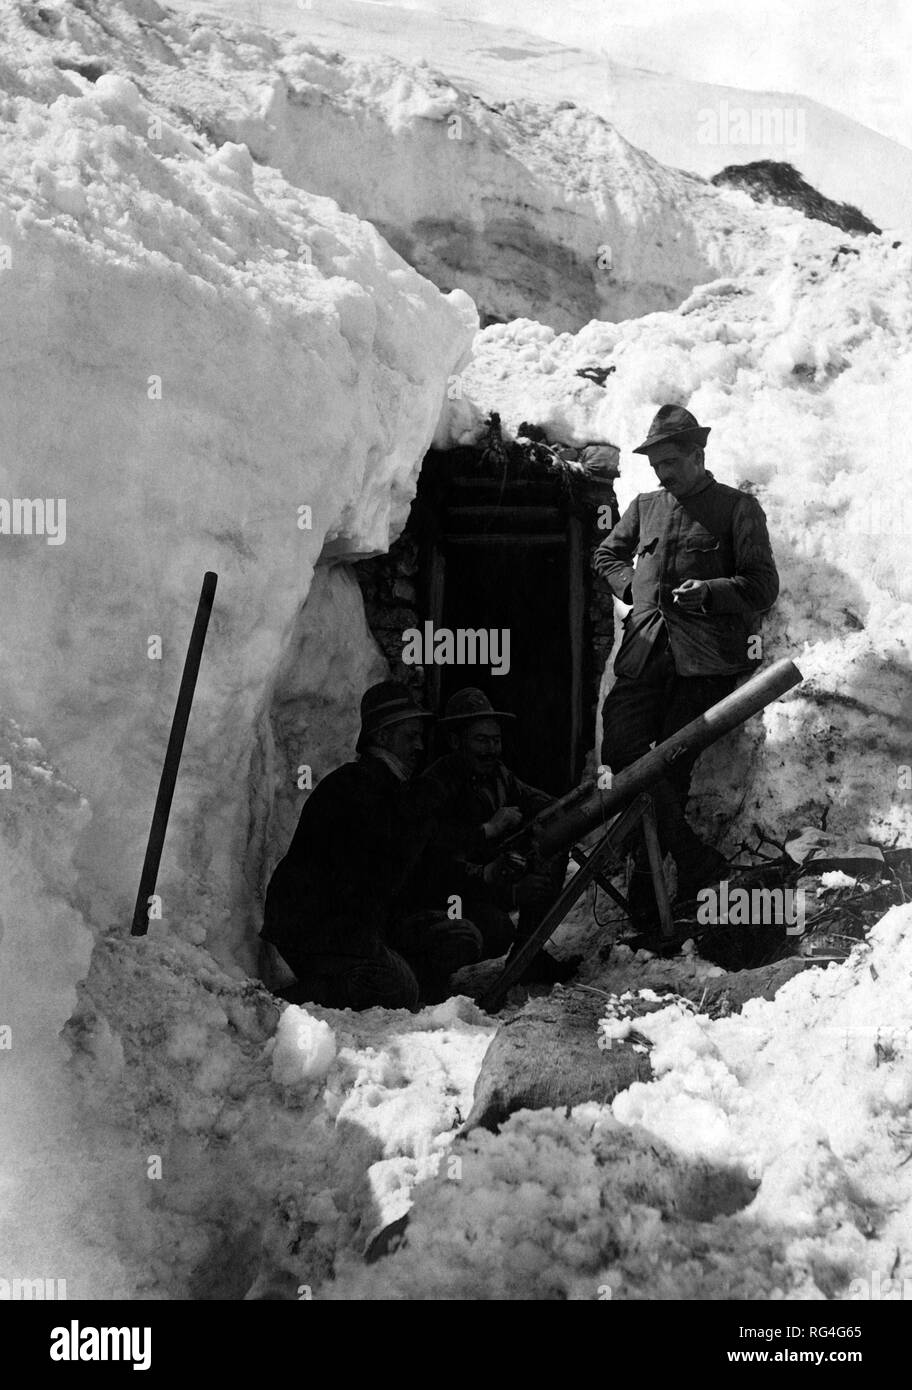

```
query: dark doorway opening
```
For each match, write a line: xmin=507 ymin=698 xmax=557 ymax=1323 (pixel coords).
xmin=423 ymin=463 xmax=587 ymax=794
xmin=437 ymin=536 xmax=573 ymax=794
xmin=355 ymin=420 xmax=619 ymax=796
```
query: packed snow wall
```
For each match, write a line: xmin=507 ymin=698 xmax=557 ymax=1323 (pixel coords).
xmin=0 ymin=71 xmax=474 ymax=950
xmin=0 ymin=52 xmax=479 ymax=1294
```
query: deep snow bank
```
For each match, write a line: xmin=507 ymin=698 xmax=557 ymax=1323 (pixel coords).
xmin=0 ymin=32 xmax=474 ymax=1292
xmin=6 ymin=0 xmax=797 ymax=333
xmin=64 ymin=934 xmax=493 ymax=1297
xmin=0 ymin=65 xmax=475 ymax=956
xmin=172 ymin=0 xmax=912 ymax=240
xmin=330 ymin=905 xmax=912 ymax=1300
xmin=449 ymin=223 xmax=912 ymax=850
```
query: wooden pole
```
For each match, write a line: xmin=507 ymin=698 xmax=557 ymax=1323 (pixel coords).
xmin=641 ymin=797 xmax=675 ymax=939
xmin=131 ymin=572 xmax=218 ymax=936
xmin=481 ymin=794 xmax=652 ymax=1012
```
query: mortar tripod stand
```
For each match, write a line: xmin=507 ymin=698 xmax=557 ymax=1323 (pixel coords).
xmin=480 ymin=791 xmax=673 ymax=1012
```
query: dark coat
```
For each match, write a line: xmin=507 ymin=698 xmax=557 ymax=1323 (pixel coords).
xmin=404 ymin=753 xmax=552 ymax=910
xmin=262 ymin=754 xmax=465 ymax=967
xmin=593 ymin=472 xmax=779 ymax=678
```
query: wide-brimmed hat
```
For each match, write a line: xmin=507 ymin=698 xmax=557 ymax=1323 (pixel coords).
xmin=357 ymin=680 xmax=433 ymax=749
xmin=632 ymin=405 xmax=710 ymax=455
xmin=438 ymin=687 xmax=516 ymax=727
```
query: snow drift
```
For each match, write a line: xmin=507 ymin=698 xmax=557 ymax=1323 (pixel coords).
xmin=180 ymin=0 xmax=912 ymax=239
xmin=0 ymin=16 xmax=474 ymax=1294
xmin=0 ymin=63 xmax=475 ymax=950
xmin=8 ymin=0 xmax=806 ymax=333
xmin=329 ymin=905 xmax=912 ymax=1301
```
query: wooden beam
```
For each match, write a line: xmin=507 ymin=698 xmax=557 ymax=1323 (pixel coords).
xmin=567 ymin=514 xmax=585 ymax=785
xmin=426 ymin=542 xmax=446 ymax=713
xmin=443 ymin=534 xmax=566 ymax=546
xmin=446 ymin=506 xmax=563 ymax=522
xmin=641 ymin=798 xmax=675 ymax=939
xmin=480 ymin=794 xmax=653 ymax=1011
xmin=568 ymin=844 xmax=632 ymax=917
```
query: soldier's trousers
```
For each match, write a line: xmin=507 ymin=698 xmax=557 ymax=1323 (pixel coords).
xmin=601 ymin=640 xmax=737 ymax=877
xmin=459 ymin=848 xmax=569 ymax=958
xmin=277 ymin=910 xmax=482 ymax=1011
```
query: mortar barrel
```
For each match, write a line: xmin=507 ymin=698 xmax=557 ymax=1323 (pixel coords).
xmin=529 ymin=657 xmax=803 ymax=858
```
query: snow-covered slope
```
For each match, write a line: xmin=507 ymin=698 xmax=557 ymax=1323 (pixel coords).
xmin=383 ymin=0 xmax=912 ymax=152
xmin=175 ymin=0 xmax=912 ymax=239
xmin=6 ymin=0 xmax=808 ymax=334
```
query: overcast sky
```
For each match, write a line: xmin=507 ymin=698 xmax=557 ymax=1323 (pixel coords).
xmin=380 ymin=0 xmax=911 ymax=148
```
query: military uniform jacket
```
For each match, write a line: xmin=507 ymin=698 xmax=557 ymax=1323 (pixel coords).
xmin=404 ymin=753 xmax=552 ymax=910
xmin=262 ymin=754 xmax=466 ymax=962
xmin=592 ymin=472 xmax=779 ymax=678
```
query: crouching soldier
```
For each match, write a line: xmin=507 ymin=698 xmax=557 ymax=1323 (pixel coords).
xmin=408 ymin=688 xmax=579 ymax=985
xmin=261 ymin=681 xmax=482 ymax=1011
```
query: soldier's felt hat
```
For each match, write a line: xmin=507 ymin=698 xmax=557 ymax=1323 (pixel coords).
xmin=357 ymin=680 xmax=433 ymax=749
xmin=438 ymin=687 xmax=516 ymax=727
xmin=632 ymin=404 xmax=711 ymax=454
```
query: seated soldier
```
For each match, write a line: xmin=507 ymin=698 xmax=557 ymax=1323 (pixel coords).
xmin=410 ymin=687 xmax=579 ymax=986
xmin=261 ymin=681 xmax=482 ymax=1011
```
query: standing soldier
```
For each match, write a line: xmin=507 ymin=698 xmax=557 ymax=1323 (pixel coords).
xmin=593 ymin=405 xmax=780 ymax=921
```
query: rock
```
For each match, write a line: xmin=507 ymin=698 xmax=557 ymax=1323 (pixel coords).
xmin=464 ymin=957 xmax=822 ymax=1133
xmin=692 ymin=956 xmax=819 ymax=1013
xmin=463 ymin=989 xmax=652 ymax=1133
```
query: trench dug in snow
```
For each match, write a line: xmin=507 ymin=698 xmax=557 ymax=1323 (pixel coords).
xmin=2 ymin=0 xmax=912 ymax=1302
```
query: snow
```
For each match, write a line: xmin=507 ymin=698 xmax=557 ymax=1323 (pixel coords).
xmin=65 ymin=932 xmax=495 ymax=1295
xmin=330 ymin=906 xmax=912 ymax=1300
xmin=271 ymin=1006 xmax=337 ymax=1084
xmin=20 ymin=0 xmax=846 ymax=334
xmin=1 ymin=0 xmax=475 ymax=1297
xmin=176 ymin=0 xmax=912 ymax=239
xmin=0 ymin=31 xmax=476 ymax=949
xmin=382 ymin=0 xmax=912 ymax=152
